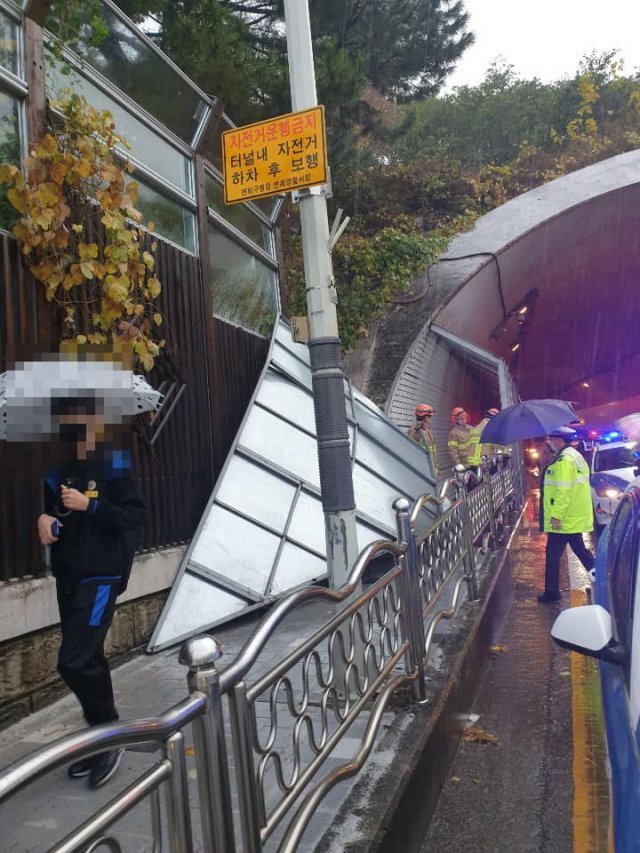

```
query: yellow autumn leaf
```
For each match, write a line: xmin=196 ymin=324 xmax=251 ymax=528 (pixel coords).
xmin=153 ymin=313 xmax=162 ymax=326
xmin=142 ymin=251 xmax=155 ymax=271
xmin=148 ymin=277 xmax=161 ymax=298
xmin=75 ymin=335 xmax=87 ymax=344
xmin=71 ymin=223 xmax=84 ymax=234
xmin=6 ymin=187 xmax=26 ymax=213
xmin=80 ymin=262 xmax=95 ymax=280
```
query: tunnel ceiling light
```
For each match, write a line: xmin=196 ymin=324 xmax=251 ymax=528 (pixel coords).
xmin=582 ymin=382 xmax=590 ymax=388
xmin=517 ymin=305 xmax=528 ymax=315
xmin=511 ymin=342 xmax=520 ymax=352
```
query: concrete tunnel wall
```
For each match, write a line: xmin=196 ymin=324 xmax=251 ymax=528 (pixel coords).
xmin=344 ymin=149 xmax=640 ymax=428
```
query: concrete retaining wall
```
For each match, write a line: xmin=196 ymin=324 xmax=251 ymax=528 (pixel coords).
xmin=0 ymin=547 xmax=184 ymax=728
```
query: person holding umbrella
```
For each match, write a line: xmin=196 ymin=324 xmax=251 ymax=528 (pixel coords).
xmin=1 ymin=353 xmax=161 ymax=789
xmin=538 ymin=426 xmax=595 ymax=603
xmin=37 ymin=392 xmax=146 ymax=787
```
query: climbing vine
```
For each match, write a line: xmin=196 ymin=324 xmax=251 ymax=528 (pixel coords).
xmin=0 ymin=94 xmax=164 ymax=370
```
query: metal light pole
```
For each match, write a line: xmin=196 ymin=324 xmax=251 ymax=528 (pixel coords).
xmin=283 ymin=0 xmax=359 ymax=588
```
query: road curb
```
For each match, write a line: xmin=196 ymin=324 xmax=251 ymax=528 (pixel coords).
xmin=316 ymin=507 xmax=525 ymax=852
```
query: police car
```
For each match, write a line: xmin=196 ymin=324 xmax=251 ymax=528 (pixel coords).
xmin=590 ymin=436 xmax=639 ymax=530
xmin=551 ymin=482 xmax=640 ymax=852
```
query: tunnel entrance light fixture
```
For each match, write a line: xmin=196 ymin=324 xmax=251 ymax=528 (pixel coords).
xmin=511 ymin=341 xmax=520 ymax=352
xmin=490 ymin=289 xmax=539 ymax=340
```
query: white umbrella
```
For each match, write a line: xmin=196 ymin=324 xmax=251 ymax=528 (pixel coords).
xmin=0 ymin=359 xmax=162 ymax=441
xmin=616 ymin=413 xmax=640 ymax=442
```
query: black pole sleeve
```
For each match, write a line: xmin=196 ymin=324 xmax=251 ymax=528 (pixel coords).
xmin=309 ymin=337 xmax=356 ymax=512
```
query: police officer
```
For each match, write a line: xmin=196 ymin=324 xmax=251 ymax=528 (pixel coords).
xmin=538 ymin=426 xmax=595 ymax=602
xmin=408 ymin=403 xmax=438 ymax=477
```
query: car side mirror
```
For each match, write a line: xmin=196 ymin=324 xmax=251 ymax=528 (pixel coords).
xmin=551 ymin=605 xmax=626 ymax=665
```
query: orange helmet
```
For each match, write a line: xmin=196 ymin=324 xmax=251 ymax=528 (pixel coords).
xmin=486 ymin=408 xmax=500 ymax=417
xmin=451 ymin=407 xmax=466 ymax=422
xmin=415 ymin=403 xmax=435 ymax=417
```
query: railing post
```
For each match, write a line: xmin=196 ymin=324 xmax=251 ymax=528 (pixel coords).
xmin=483 ymin=457 xmax=498 ymax=542
xmin=228 ymin=682 xmax=263 ymax=853
xmin=394 ymin=497 xmax=426 ymax=701
xmin=179 ymin=636 xmax=235 ymax=853
xmin=454 ymin=464 xmax=479 ymax=601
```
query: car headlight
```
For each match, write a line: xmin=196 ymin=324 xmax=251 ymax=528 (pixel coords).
xmin=595 ymin=485 xmax=622 ymax=498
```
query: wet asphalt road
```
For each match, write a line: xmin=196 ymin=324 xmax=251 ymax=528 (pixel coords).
xmin=420 ymin=492 xmax=610 ymax=853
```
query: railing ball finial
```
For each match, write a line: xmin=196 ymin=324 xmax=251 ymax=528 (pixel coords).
xmin=393 ymin=497 xmax=411 ymax=513
xmin=179 ymin=635 xmax=223 ymax=669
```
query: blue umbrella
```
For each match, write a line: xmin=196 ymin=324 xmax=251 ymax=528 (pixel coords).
xmin=479 ymin=399 xmax=578 ymax=444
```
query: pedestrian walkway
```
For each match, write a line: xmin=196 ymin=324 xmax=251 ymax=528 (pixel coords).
xmin=0 ymin=591 xmax=406 ymax=852
xmin=420 ymin=497 xmax=610 ymax=853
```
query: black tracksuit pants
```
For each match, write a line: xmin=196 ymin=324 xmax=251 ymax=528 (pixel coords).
xmin=56 ymin=578 xmax=120 ymax=726
xmin=544 ymin=532 xmax=595 ymax=594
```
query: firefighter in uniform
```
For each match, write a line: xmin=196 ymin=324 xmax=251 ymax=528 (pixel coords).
xmin=538 ymin=426 xmax=595 ymax=602
xmin=469 ymin=407 xmax=501 ymax=466
xmin=408 ymin=403 xmax=438 ymax=477
xmin=448 ymin=407 xmax=475 ymax=468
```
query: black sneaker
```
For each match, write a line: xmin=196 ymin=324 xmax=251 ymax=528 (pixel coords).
xmin=68 ymin=756 xmax=95 ymax=778
xmin=89 ymin=748 xmax=124 ymax=789
xmin=537 ymin=591 xmax=562 ymax=603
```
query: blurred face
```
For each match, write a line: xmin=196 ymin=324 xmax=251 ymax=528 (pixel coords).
xmin=417 ymin=411 xmax=433 ymax=424
xmin=58 ymin=412 xmax=106 ymax=459
xmin=456 ymin=411 xmax=467 ymax=426
xmin=545 ymin=436 xmax=565 ymax=454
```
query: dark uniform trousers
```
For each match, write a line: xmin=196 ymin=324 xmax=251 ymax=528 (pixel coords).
xmin=544 ymin=532 xmax=595 ymax=594
xmin=56 ymin=578 xmax=120 ymax=726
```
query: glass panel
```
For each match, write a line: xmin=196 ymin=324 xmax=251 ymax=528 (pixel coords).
xmin=153 ymin=571 xmax=246 ymax=649
xmin=356 ymin=522 xmax=385 ymax=549
xmin=353 ymin=462 xmax=405 ymax=532
xmin=208 ymin=224 xmax=278 ymax=336
xmin=45 ymin=54 xmax=192 ymax=194
xmin=288 ymin=491 xmax=326 ymax=555
xmin=69 ymin=5 xmax=207 ymax=143
xmin=190 ymin=504 xmax=280 ymax=596
xmin=257 ymin=372 xmax=316 ymax=434
xmin=135 ymin=177 xmax=196 ymax=253
xmin=0 ymin=9 xmax=19 ymax=76
xmin=240 ymin=405 xmax=321 ymax=488
xmin=205 ymin=173 xmax=272 ymax=253
xmin=216 ymin=455 xmax=296 ymax=532
xmin=270 ymin=542 xmax=326 ymax=594
xmin=357 ymin=432 xmax=429 ymax=497
xmin=0 ymin=90 xmax=20 ymax=232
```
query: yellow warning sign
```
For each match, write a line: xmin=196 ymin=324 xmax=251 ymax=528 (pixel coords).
xmin=222 ymin=106 xmax=328 ymax=204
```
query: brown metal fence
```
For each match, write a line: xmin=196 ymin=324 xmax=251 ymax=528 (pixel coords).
xmin=0 ymin=232 xmax=269 ymax=579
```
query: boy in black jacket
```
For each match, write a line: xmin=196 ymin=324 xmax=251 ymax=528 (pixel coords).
xmin=37 ymin=396 xmax=145 ymax=789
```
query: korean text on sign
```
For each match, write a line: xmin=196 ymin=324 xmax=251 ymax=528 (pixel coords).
xmin=222 ymin=106 xmax=328 ymax=204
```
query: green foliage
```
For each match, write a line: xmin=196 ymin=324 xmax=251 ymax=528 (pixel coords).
xmin=46 ymin=0 xmax=109 ymax=65
xmin=285 ymin=223 xmax=448 ymax=350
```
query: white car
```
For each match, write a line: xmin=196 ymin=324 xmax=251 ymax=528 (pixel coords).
xmin=590 ymin=440 xmax=639 ymax=530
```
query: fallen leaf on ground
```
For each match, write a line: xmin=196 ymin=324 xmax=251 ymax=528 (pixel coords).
xmin=462 ymin=726 xmax=500 ymax=746
xmin=489 ymin=644 xmax=509 ymax=655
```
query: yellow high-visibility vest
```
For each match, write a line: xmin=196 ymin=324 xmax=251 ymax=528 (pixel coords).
xmin=542 ymin=446 xmax=593 ymax=533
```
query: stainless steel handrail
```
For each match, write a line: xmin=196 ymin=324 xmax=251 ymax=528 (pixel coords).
xmin=0 ymin=694 xmax=205 ymax=803
xmin=0 ymin=453 xmax=522 ymax=853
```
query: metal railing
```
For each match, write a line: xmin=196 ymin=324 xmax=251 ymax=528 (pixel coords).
xmin=0 ymin=455 xmax=520 ymax=853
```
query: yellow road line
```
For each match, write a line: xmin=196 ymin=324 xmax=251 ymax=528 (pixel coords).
xmin=570 ymin=586 xmax=613 ymax=852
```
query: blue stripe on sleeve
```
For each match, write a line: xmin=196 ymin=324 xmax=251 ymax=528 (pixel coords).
xmin=89 ymin=585 xmax=111 ymax=627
